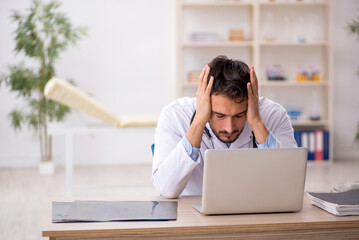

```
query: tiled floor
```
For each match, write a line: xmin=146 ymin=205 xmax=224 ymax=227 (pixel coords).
xmin=0 ymin=164 xmax=157 ymax=240
xmin=1 ymin=160 xmax=359 ymax=240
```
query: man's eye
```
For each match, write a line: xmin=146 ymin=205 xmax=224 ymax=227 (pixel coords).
xmin=235 ymin=115 xmax=243 ymax=119
xmin=216 ymin=115 xmax=225 ymax=119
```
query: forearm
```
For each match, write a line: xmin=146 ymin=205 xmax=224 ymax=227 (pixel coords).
xmin=185 ymin=118 xmax=206 ymax=148
xmin=250 ymin=120 xmax=269 ymax=144
xmin=152 ymin=96 xmax=204 ymax=198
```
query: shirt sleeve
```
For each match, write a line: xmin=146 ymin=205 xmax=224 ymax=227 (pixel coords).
xmin=181 ymin=136 xmax=200 ymax=161
xmin=152 ymin=99 xmax=202 ymax=198
xmin=256 ymin=131 xmax=277 ymax=148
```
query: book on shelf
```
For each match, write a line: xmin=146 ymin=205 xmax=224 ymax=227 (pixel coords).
xmin=229 ymin=29 xmax=244 ymax=42
xmin=188 ymin=71 xmax=201 ymax=83
xmin=294 ymin=130 xmax=329 ymax=161
xmin=314 ymin=130 xmax=324 ymax=160
xmin=323 ymin=130 xmax=329 ymax=160
xmin=308 ymin=131 xmax=315 ymax=160
xmin=190 ymin=32 xmax=219 ymax=42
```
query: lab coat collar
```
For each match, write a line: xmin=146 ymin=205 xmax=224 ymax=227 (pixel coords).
xmin=206 ymin=121 xmax=252 ymax=149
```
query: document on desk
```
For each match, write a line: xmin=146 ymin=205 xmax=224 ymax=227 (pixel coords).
xmin=307 ymin=189 xmax=359 ymax=216
xmin=52 ymin=200 xmax=177 ymax=223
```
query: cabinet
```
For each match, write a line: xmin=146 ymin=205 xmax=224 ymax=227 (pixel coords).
xmin=176 ymin=0 xmax=333 ymax=162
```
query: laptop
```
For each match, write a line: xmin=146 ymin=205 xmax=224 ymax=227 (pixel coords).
xmin=193 ymin=147 xmax=308 ymax=215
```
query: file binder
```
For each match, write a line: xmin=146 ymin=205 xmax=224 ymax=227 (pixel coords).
xmin=294 ymin=130 xmax=330 ymax=161
xmin=314 ymin=130 xmax=324 ymax=161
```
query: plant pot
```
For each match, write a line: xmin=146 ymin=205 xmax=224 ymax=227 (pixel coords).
xmin=39 ymin=160 xmax=54 ymax=175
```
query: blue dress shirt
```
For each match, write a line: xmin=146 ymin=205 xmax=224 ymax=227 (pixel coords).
xmin=182 ymin=131 xmax=277 ymax=161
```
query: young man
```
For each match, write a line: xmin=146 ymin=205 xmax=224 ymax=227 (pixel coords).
xmin=152 ymin=55 xmax=297 ymax=198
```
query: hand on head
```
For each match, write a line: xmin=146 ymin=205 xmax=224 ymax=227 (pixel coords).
xmin=189 ymin=62 xmax=268 ymax=146
xmin=194 ymin=65 xmax=214 ymax=127
xmin=247 ymin=66 xmax=269 ymax=144
xmin=185 ymin=65 xmax=214 ymax=148
xmin=194 ymin=65 xmax=262 ymax=128
xmin=246 ymin=66 xmax=261 ymax=127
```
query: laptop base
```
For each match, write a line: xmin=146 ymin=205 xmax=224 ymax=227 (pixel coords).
xmin=192 ymin=204 xmax=203 ymax=214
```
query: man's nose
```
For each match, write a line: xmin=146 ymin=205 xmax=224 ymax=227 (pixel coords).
xmin=223 ymin=118 xmax=235 ymax=133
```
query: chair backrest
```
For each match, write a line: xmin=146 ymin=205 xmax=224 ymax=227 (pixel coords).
xmin=151 ymin=144 xmax=155 ymax=156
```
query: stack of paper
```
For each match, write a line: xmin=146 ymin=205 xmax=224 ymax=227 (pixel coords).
xmin=307 ymin=189 xmax=359 ymax=216
xmin=52 ymin=200 xmax=178 ymax=223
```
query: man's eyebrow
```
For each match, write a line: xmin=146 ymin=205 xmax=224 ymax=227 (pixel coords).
xmin=235 ymin=109 xmax=247 ymax=116
xmin=212 ymin=111 xmax=225 ymax=116
xmin=212 ymin=110 xmax=247 ymax=116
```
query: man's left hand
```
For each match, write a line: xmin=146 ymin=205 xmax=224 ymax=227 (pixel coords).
xmin=247 ymin=66 xmax=269 ymax=144
xmin=247 ymin=66 xmax=261 ymax=126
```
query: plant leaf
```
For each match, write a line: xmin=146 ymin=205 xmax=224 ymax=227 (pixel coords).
xmin=26 ymin=112 xmax=40 ymax=131
xmin=5 ymin=0 xmax=88 ymax=135
xmin=46 ymin=99 xmax=70 ymax=122
xmin=6 ymin=64 xmax=38 ymax=98
xmin=348 ymin=16 xmax=359 ymax=40
xmin=8 ymin=109 xmax=25 ymax=132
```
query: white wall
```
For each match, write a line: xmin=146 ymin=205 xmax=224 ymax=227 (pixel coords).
xmin=0 ymin=0 xmax=176 ymax=166
xmin=332 ymin=0 xmax=359 ymax=160
xmin=0 ymin=0 xmax=358 ymax=167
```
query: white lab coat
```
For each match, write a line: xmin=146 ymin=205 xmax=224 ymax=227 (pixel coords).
xmin=152 ymin=97 xmax=297 ymax=198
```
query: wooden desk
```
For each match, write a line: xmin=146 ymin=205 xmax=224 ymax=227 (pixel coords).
xmin=42 ymin=196 xmax=359 ymax=240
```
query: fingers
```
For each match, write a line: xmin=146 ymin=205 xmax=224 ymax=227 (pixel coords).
xmin=205 ymin=76 xmax=214 ymax=95
xmin=197 ymin=65 xmax=210 ymax=93
xmin=202 ymin=65 xmax=210 ymax=91
xmin=247 ymin=82 xmax=253 ymax=101
xmin=197 ymin=65 xmax=207 ymax=96
xmin=198 ymin=65 xmax=207 ymax=85
xmin=250 ymin=66 xmax=259 ymax=97
xmin=247 ymin=71 xmax=261 ymax=126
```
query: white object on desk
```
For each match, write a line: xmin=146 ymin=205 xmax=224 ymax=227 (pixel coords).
xmin=332 ymin=181 xmax=359 ymax=193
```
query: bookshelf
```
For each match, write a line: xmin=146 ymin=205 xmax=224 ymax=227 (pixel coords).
xmin=176 ymin=0 xmax=333 ymax=162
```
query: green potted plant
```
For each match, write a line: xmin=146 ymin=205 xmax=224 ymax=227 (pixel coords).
xmin=348 ymin=15 xmax=359 ymax=143
xmin=0 ymin=0 xmax=87 ymax=173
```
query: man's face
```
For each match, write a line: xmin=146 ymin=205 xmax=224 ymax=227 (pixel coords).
xmin=209 ymin=94 xmax=247 ymax=144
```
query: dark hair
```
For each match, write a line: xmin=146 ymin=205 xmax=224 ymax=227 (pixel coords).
xmin=207 ymin=55 xmax=250 ymax=102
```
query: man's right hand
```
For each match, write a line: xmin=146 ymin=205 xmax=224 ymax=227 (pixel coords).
xmin=195 ymin=65 xmax=214 ymax=126
xmin=185 ymin=65 xmax=214 ymax=148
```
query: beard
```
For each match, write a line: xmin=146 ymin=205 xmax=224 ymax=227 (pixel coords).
xmin=209 ymin=123 xmax=243 ymax=144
